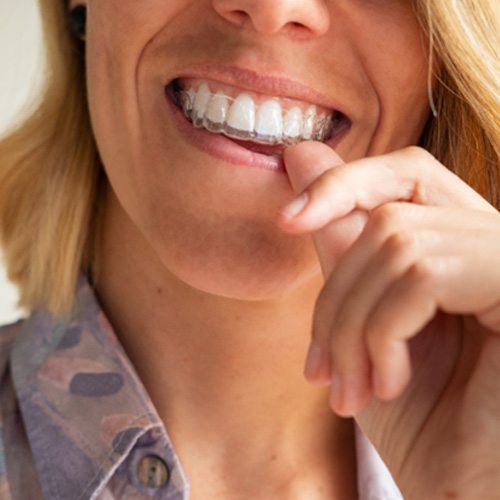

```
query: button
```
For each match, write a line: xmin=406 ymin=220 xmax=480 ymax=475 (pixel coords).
xmin=137 ymin=454 xmax=170 ymax=488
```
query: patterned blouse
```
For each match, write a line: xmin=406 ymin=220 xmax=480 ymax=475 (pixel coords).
xmin=0 ymin=277 xmax=403 ymax=499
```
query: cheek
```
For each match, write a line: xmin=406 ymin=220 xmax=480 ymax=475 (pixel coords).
xmin=347 ymin=5 xmax=431 ymax=152
xmin=123 ymin=163 xmax=324 ymax=299
xmin=85 ymin=0 xmax=188 ymax=171
xmin=148 ymin=207 xmax=323 ymax=299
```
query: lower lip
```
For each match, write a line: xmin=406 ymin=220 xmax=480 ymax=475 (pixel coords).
xmin=164 ymin=88 xmax=349 ymax=174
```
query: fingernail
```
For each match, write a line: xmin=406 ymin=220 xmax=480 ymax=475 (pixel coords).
xmin=304 ymin=341 xmax=323 ymax=380
xmin=279 ymin=192 xmax=309 ymax=218
xmin=329 ymin=373 xmax=343 ymax=412
xmin=341 ymin=377 xmax=364 ymax=417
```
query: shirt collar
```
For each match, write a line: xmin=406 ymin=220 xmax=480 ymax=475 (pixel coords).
xmin=9 ymin=275 xmax=401 ymax=499
xmin=10 ymin=276 xmax=190 ymax=499
xmin=355 ymin=426 xmax=403 ymax=499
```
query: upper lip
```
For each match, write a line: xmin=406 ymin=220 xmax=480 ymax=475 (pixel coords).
xmin=166 ymin=64 xmax=344 ymax=115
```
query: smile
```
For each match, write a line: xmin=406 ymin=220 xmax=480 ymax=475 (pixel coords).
xmin=166 ymin=78 xmax=349 ymax=151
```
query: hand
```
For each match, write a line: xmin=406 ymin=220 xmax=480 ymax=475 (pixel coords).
xmin=277 ymin=142 xmax=500 ymax=498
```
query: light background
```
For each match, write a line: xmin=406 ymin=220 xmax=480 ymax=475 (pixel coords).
xmin=0 ymin=0 xmax=44 ymax=324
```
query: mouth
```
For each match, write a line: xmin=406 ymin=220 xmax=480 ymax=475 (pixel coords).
xmin=165 ymin=78 xmax=350 ymax=157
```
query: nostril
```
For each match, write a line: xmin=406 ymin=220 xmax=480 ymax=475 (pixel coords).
xmin=225 ymin=9 xmax=249 ymax=28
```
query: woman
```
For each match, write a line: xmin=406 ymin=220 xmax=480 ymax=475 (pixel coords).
xmin=0 ymin=0 xmax=499 ymax=498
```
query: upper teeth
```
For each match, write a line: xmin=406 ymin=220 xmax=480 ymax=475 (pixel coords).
xmin=176 ymin=81 xmax=335 ymax=146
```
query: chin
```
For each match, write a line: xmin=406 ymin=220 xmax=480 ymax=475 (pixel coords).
xmin=164 ymin=261 xmax=322 ymax=301
xmin=153 ymin=231 xmax=323 ymax=301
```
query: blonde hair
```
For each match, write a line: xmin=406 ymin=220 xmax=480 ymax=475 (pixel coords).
xmin=0 ymin=0 xmax=499 ymax=316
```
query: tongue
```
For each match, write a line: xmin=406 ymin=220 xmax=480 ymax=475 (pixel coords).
xmin=229 ymin=138 xmax=286 ymax=157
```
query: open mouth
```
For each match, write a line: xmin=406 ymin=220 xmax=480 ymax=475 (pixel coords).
xmin=165 ymin=78 xmax=350 ymax=157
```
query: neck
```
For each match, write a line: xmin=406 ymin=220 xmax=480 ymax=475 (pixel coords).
xmin=94 ymin=190 xmax=356 ymax=496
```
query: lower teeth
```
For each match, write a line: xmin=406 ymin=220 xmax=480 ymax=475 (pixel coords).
xmin=174 ymin=87 xmax=337 ymax=147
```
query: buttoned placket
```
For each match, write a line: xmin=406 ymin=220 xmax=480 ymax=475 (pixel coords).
xmin=114 ymin=427 xmax=189 ymax=499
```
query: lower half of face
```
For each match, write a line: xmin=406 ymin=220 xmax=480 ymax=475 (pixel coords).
xmin=86 ymin=0 xmax=431 ymax=299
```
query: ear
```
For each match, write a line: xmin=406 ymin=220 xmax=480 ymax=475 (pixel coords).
xmin=67 ymin=3 xmax=87 ymax=41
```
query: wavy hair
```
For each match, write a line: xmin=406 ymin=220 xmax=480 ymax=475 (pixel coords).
xmin=0 ymin=0 xmax=499 ymax=316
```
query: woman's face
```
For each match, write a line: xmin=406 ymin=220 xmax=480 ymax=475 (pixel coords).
xmin=79 ymin=0 xmax=430 ymax=299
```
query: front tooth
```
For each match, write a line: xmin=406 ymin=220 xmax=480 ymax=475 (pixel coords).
xmin=185 ymin=88 xmax=196 ymax=112
xmin=255 ymin=100 xmax=283 ymax=141
xmin=301 ymin=105 xmax=317 ymax=140
xmin=226 ymin=94 xmax=255 ymax=133
xmin=205 ymin=91 xmax=229 ymax=130
xmin=283 ymin=107 xmax=302 ymax=139
xmin=193 ymin=83 xmax=211 ymax=125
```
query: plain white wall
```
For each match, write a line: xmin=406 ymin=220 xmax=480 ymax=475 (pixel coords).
xmin=0 ymin=0 xmax=44 ymax=324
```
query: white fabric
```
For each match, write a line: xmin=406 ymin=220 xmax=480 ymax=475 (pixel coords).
xmin=356 ymin=425 xmax=404 ymax=499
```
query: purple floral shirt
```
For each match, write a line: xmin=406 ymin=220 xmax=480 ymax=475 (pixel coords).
xmin=0 ymin=278 xmax=402 ymax=499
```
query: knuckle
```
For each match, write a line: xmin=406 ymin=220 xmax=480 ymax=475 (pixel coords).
xmin=315 ymin=168 xmax=337 ymax=191
xmin=322 ymin=166 xmax=351 ymax=191
xmin=408 ymin=257 xmax=436 ymax=283
xmin=308 ymin=169 xmax=343 ymax=205
xmin=403 ymin=146 xmax=435 ymax=168
xmin=332 ymin=305 xmax=350 ymax=333
xmin=404 ymin=145 xmax=432 ymax=161
xmin=369 ymin=203 xmax=402 ymax=234
xmin=382 ymin=231 xmax=419 ymax=260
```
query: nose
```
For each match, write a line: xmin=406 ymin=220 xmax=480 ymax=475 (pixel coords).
xmin=212 ymin=0 xmax=330 ymax=37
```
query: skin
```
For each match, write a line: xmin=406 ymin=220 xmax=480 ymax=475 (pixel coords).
xmin=280 ymin=143 xmax=500 ymax=497
xmin=70 ymin=0 xmax=500 ymax=498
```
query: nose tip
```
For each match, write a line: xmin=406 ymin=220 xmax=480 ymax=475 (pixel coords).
xmin=212 ymin=0 xmax=330 ymax=37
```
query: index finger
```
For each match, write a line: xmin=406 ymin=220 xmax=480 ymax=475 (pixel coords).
xmin=279 ymin=145 xmax=496 ymax=234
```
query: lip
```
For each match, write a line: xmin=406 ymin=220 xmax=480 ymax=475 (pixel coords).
xmin=164 ymin=64 xmax=347 ymax=117
xmin=162 ymin=64 xmax=351 ymax=173
xmin=164 ymin=87 xmax=288 ymax=173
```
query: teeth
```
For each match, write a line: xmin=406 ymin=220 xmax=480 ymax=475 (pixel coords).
xmin=184 ymin=88 xmax=196 ymax=113
xmin=283 ymin=107 xmax=302 ymax=139
xmin=226 ymin=94 xmax=255 ymax=134
xmin=255 ymin=100 xmax=283 ymax=143
xmin=205 ymin=91 xmax=229 ymax=131
xmin=177 ymin=83 xmax=335 ymax=146
xmin=193 ymin=83 xmax=211 ymax=125
xmin=301 ymin=106 xmax=316 ymax=140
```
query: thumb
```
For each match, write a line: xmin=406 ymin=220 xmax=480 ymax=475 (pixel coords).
xmin=282 ymin=142 xmax=368 ymax=277
xmin=284 ymin=141 xmax=344 ymax=193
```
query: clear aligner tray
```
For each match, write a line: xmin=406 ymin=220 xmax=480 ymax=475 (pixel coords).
xmin=176 ymin=88 xmax=335 ymax=146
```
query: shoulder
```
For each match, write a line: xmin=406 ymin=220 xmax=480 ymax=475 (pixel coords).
xmin=0 ymin=319 xmax=43 ymax=499
xmin=0 ymin=320 xmax=24 ymax=375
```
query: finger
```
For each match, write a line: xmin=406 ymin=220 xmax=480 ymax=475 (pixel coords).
xmin=327 ymin=231 xmax=438 ymax=408
xmin=325 ymin=223 xmax=454 ymax=415
xmin=281 ymin=143 xmax=371 ymax=386
xmin=364 ymin=229 xmax=500 ymax=401
xmin=307 ymin=205 xmax=500 ymax=392
xmin=283 ymin=141 xmax=345 ymax=194
xmin=280 ymin=141 xmax=369 ymax=278
xmin=312 ymin=204 xmax=442 ymax=362
xmin=357 ymin=219 xmax=500 ymax=401
xmin=476 ymin=301 xmax=500 ymax=333
xmin=319 ymin=205 xmax=500 ymax=326
xmin=320 ymin=204 xmax=485 ymax=341
xmin=365 ymin=257 xmax=444 ymax=401
xmin=315 ymin=204 xmax=428 ymax=331
xmin=327 ymin=208 xmax=500 ymax=406
xmin=327 ymin=314 xmax=373 ymax=417
xmin=306 ymin=203 xmax=443 ymax=387
xmin=279 ymin=146 xmax=496 ymax=235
